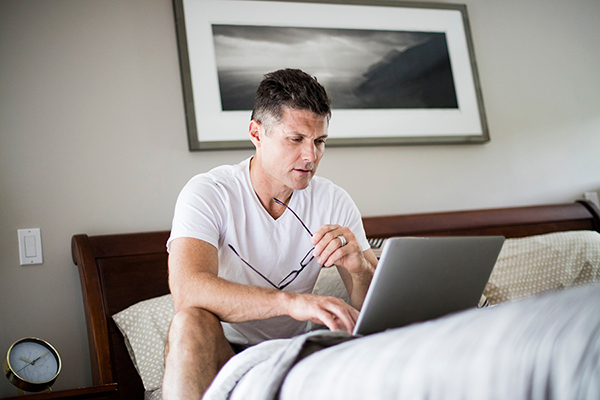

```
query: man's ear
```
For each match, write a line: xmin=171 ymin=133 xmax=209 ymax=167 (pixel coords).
xmin=249 ymin=120 xmax=262 ymax=148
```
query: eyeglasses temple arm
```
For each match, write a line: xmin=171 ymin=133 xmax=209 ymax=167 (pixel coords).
xmin=273 ymin=198 xmax=313 ymax=236
xmin=228 ymin=244 xmax=280 ymax=290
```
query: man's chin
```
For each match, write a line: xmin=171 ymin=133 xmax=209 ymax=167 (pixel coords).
xmin=289 ymin=177 xmax=312 ymax=191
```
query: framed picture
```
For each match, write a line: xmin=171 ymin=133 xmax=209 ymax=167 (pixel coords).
xmin=173 ymin=0 xmax=489 ymax=151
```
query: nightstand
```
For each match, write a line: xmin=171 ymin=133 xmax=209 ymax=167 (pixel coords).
xmin=2 ymin=384 xmax=118 ymax=400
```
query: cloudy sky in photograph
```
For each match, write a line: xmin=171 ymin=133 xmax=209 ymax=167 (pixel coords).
xmin=211 ymin=25 xmax=455 ymax=110
xmin=212 ymin=24 xmax=432 ymax=84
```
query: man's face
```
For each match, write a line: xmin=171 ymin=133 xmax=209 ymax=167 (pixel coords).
xmin=253 ymin=108 xmax=328 ymax=193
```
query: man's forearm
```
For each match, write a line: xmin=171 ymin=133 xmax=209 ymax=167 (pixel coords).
xmin=168 ymin=237 xmax=293 ymax=323
xmin=349 ymin=266 xmax=374 ymax=309
xmin=336 ymin=249 xmax=377 ymax=310
xmin=346 ymin=258 xmax=375 ymax=309
xmin=171 ymin=270 xmax=291 ymax=323
xmin=172 ymin=270 xmax=359 ymax=332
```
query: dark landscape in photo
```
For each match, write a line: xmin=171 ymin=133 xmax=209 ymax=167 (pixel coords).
xmin=211 ymin=24 xmax=458 ymax=111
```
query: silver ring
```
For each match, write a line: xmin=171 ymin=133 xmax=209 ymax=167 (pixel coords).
xmin=337 ymin=235 xmax=347 ymax=247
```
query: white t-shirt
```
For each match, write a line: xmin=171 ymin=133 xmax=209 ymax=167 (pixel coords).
xmin=168 ymin=157 xmax=369 ymax=345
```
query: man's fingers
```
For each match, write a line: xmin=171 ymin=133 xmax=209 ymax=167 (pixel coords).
xmin=310 ymin=224 xmax=336 ymax=245
xmin=313 ymin=227 xmax=359 ymax=268
xmin=316 ymin=309 xmax=341 ymax=332
xmin=289 ymin=293 xmax=359 ymax=333
xmin=318 ymin=243 xmax=347 ymax=267
xmin=318 ymin=298 xmax=358 ymax=333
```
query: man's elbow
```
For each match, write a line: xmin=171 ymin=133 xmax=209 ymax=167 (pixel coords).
xmin=169 ymin=270 xmax=215 ymax=313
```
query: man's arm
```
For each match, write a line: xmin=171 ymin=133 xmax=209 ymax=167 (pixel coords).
xmin=168 ymin=236 xmax=360 ymax=332
xmin=311 ymin=225 xmax=377 ymax=309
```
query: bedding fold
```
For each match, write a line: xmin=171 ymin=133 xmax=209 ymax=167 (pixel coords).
xmin=204 ymin=283 xmax=600 ymax=400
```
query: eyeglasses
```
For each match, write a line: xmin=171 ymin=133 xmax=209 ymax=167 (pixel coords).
xmin=228 ymin=198 xmax=315 ymax=290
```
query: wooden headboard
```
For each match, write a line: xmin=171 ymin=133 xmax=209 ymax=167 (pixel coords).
xmin=71 ymin=200 xmax=600 ymax=399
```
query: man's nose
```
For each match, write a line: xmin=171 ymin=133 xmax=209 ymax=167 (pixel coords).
xmin=302 ymin=142 xmax=317 ymax=162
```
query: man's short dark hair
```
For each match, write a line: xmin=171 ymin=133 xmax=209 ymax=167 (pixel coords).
xmin=251 ymin=69 xmax=332 ymax=130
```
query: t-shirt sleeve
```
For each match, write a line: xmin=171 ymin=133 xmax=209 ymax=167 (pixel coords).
xmin=167 ymin=175 xmax=226 ymax=252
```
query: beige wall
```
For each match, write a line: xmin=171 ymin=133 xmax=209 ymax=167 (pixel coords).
xmin=1 ymin=0 xmax=599 ymax=395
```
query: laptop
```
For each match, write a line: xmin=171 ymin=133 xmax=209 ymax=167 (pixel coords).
xmin=353 ymin=236 xmax=505 ymax=336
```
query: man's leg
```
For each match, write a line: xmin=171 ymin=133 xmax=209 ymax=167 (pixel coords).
xmin=163 ymin=307 xmax=235 ymax=399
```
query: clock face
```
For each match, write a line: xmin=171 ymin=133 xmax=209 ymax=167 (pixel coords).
xmin=7 ymin=339 xmax=60 ymax=385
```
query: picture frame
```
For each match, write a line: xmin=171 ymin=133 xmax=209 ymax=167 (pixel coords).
xmin=173 ymin=0 xmax=489 ymax=151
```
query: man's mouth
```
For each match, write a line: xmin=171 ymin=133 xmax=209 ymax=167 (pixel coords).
xmin=293 ymin=167 xmax=314 ymax=175
xmin=293 ymin=163 xmax=314 ymax=174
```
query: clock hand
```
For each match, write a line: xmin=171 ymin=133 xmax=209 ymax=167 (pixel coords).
xmin=16 ymin=363 xmax=31 ymax=374
xmin=31 ymin=351 xmax=50 ymax=365
xmin=15 ymin=351 xmax=50 ymax=374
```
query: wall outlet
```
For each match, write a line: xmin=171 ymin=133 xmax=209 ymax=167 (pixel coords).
xmin=583 ymin=191 xmax=600 ymax=208
xmin=17 ymin=228 xmax=43 ymax=265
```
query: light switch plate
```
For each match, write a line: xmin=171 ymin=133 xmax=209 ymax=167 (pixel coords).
xmin=18 ymin=228 xmax=43 ymax=265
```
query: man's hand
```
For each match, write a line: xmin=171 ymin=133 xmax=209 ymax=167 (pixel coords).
xmin=285 ymin=292 xmax=359 ymax=332
xmin=310 ymin=225 xmax=377 ymax=309
xmin=311 ymin=224 xmax=369 ymax=273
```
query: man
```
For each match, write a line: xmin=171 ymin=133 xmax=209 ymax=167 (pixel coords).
xmin=163 ymin=69 xmax=378 ymax=399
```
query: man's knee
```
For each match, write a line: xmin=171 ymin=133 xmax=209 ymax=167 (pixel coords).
xmin=172 ymin=307 xmax=221 ymax=330
xmin=166 ymin=307 xmax=231 ymax=358
xmin=165 ymin=307 xmax=234 ymax=374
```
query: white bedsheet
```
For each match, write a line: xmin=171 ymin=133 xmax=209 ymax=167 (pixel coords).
xmin=204 ymin=283 xmax=600 ymax=400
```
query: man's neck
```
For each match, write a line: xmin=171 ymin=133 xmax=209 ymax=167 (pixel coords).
xmin=249 ymin=156 xmax=292 ymax=219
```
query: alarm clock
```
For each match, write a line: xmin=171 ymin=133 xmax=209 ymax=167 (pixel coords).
xmin=3 ymin=337 xmax=61 ymax=394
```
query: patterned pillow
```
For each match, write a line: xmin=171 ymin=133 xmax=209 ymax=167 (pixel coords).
xmin=112 ymin=294 xmax=174 ymax=391
xmin=483 ymin=231 xmax=600 ymax=304
xmin=111 ymin=267 xmax=349 ymax=391
xmin=312 ymin=267 xmax=349 ymax=303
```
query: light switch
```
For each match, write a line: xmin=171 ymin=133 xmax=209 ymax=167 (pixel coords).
xmin=25 ymin=235 xmax=37 ymax=257
xmin=18 ymin=228 xmax=43 ymax=265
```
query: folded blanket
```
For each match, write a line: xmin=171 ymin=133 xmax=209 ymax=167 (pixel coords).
xmin=205 ymin=283 xmax=600 ymax=400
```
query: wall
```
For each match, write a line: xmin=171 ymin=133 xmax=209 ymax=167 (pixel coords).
xmin=1 ymin=0 xmax=599 ymax=395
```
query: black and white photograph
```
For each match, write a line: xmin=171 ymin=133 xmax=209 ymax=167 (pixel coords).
xmin=212 ymin=25 xmax=459 ymax=111
xmin=174 ymin=0 xmax=488 ymax=150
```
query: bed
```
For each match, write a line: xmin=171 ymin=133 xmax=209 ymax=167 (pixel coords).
xmin=71 ymin=200 xmax=600 ymax=400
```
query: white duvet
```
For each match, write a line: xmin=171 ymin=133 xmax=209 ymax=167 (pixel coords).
xmin=204 ymin=283 xmax=600 ymax=400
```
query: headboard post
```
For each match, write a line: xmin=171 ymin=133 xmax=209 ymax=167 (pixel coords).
xmin=577 ymin=200 xmax=600 ymax=232
xmin=71 ymin=234 xmax=115 ymax=386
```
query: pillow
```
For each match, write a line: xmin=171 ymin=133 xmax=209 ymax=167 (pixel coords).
xmin=111 ymin=269 xmax=350 ymax=390
xmin=112 ymin=294 xmax=174 ymax=391
xmin=368 ymin=232 xmax=600 ymax=306
xmin=145 ymin=388 xmax=162 ymax=400
xmin=483 ymin=230 xmax=600 ymax=304
xmin=312 ymin=266 xmax=350 ymax=303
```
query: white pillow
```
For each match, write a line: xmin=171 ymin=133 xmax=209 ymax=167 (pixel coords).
xmin=112 ymin=294 xmax=174 ymax=391
xmin=483 ymin=230 xmax=600 ymax=304
xmin=111 ymin=267 xmax=348 ymax=391
xmin=312 ymin=267 xmax=349 ymax=303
